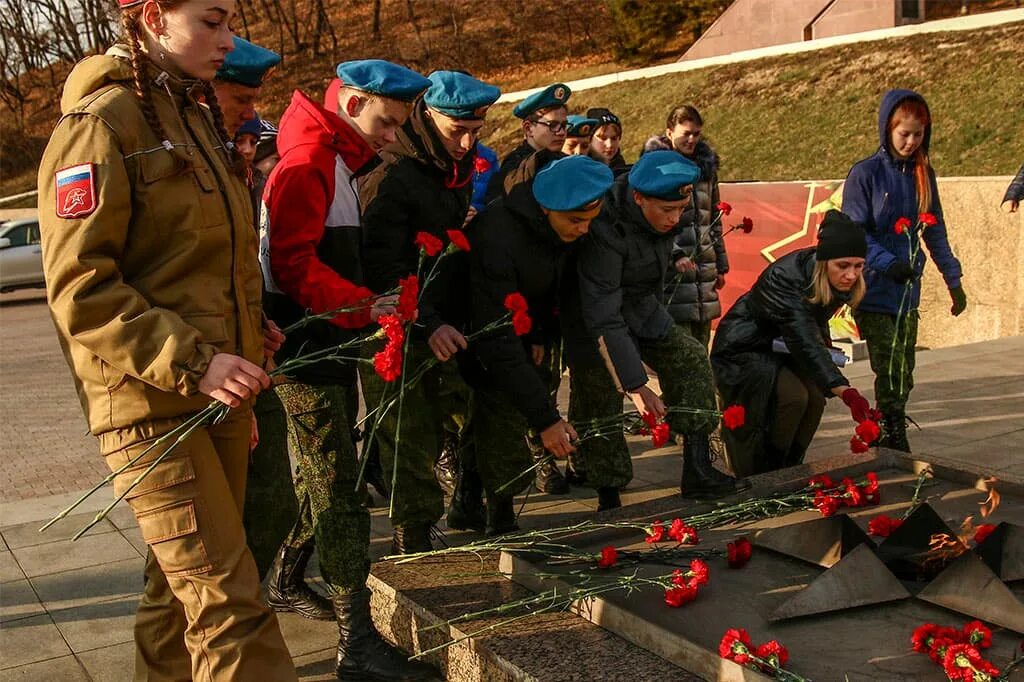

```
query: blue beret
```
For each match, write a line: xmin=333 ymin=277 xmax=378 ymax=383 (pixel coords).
xmin=513 ymin=83 xmax=571 ymax=119
xmin=236 ymin=115 xmax=263 ymax=139
xmin=533 ymin=156 xmax=614 ymax=211
xmin=566 ymin=115 xmax=600 ymax=138
xmin=628 ymin=151 xmax=701 ymax=200
xmin=216 ymin=37 xmax=281 ymax=88
xmin=335 ymin=60 xmax=431 ymax=102
xmin=424 ymin=71 xmax=501 ymax=120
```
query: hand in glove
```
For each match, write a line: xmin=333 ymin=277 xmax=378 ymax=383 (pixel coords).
xmin=949 ymin=286 xmax=967 ymax=316
xmin=841 ymin=388 xmax=872 ymax=423
xmin=885 ymin=261 xmax=916 ymax=285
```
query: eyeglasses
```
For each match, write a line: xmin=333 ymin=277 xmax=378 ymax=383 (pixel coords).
xmin=677 ymin=130 xmax=702 ymax=139
xmin=530 ymin=119 xmax=568 ymax=134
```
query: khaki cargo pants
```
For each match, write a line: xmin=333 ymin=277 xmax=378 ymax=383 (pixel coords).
xmin=100 ymin=410 xmax=297 ymax=682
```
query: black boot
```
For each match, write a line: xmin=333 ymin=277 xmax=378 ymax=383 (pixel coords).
xmin=334 ymin=589 xmax=438 ymax=681
xmin=485 ymin=495 xmax=519 ymax=536
xmin=266 ymin=543 xmax=335 ymax=621
xmin=534 ymin=455 xmax=569 ymax=494
xmin=446 ymin=467 xmax=486 ymax=533
xmin=434 ymin=432 xmax=458 ymax=497
xmin=597 ymin=486 xmax=621 ymax=511
xmin=880 ymin=410 xmax=911 ymax=453
xmin=390 ymin=524 xmax=433 ymax=555
xmin=680 ymin=433 xmax=746 ymax=499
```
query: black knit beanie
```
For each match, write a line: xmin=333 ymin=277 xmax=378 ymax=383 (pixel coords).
xmin=816 ymin=209 xmax=867 ymax=261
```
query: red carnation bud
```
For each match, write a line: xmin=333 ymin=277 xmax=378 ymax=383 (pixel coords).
xmin=716 ymin=200 xmax=733 ymax=216
xmin=721 ymin=404 xmax=745 ymax=430
xmin=740 ymin=216 xmax=753 ymax=233
xmin=596 ymin=545 xmax=618 ymax=568
xmin=414 ymin=231 xmax=443 ymax=257
xmin=446 ymin=229 xmax=471 ymax=252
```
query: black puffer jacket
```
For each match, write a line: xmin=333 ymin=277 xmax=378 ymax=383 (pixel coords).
xmin=483 ymin=140 xmax=535 ymax=205
xmin=577 ymin=174 xmax=679 ymax=392
xmin=644 ymin=137 xmax=729 ymax=324
xmin=359 ymin=98 xmax=476 ymax=338
xmin=466 ymin=168 xmax=570 ymax=431
xmin=1004 ymin=163 xmax=1024 ymax=204
xmin=710 ymin=248 xmax=850 ymax=473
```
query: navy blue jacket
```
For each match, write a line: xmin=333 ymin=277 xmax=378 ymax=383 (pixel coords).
xmin=841 ymin=89 xmax=962 ymax=315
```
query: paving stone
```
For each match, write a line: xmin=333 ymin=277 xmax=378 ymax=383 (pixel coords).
xmin=0 ymin=553 xmax=23 ymax=585
xmin=293 ymin=648 xmax=339 ymax=681
xmin=118 ymin=526 xmax=148 ymax=559
xmin=50 ymin=597 xmax=136 ymax=653
xmin=0 ymin=613 xmax=71 ymax=669
xmin=0 ymin=580 xmax=45 ymax=624
xmin=277 ymin=611 xmax=337 ymax=658
xmin=1 ymin=511 xmax=116 ymax=550
xmin=11 ymin=532 xmax=137 ymax=579
xmin=104 ymin=505 xmax=138 ymax=531
xmin=76 ymin=642 xmax=135 ymax=682
xmin=31 ymin=557 xmax=143 ymax=611
xmin=0 ymin=654 xmax=89 ymax=681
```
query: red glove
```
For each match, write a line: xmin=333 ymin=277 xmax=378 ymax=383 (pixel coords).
xmin=841 ymin=388 xmax=872 ymax=423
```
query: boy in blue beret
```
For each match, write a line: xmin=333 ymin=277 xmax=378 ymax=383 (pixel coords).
xmin=213 ymin=36 xmax=281 ymax=137
xmin=561 ymin=114 xmax=599 ymax=156
xmin=465 ymin=154 xmax=614 ymax=534
xmin=358 ymin=69 xmax=501 ymax=551
xmin=260 ymin=58 xmax=438 ymax=682
xmin=484 ymin=82 xmax=572 ymax=204
xmin=569 ymin=150 xmax=749 ymax=510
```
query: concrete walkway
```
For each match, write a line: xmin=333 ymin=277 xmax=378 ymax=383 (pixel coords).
xmin=1 ymin=286 xmax=1021 ymax=678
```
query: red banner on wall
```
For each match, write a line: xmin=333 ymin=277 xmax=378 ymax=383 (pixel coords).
xmin=714 ymin=180 xmax=856 ymax=338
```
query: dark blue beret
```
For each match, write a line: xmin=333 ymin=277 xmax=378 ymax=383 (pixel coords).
xmin=533 ymin=155 xmax=614 ymax=211
xmin=566 ymin=115 xmax=600 ymax=138
xmin=236 ymin=115 xmax=263 ymax=139
xmin=628 ymin=151 xmax=701 ymax=200
xmin=513 ymin=83 xmax=571 ymax=119
xmin=424 ymin=71 xmax=501 ymax=120
xmin=215 ymin=37 xmax=281 ymax=88
xmin=335 ymin=60 xmax=431 ymax=102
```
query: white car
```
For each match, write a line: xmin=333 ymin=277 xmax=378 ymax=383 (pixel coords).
xmin=0 ymin=218 xmax=45 ymax=293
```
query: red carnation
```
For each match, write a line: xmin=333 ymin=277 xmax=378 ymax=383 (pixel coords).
xmin=397 ymin=275 xmax=419 ymax=322
xmin=727 ymin=537 xmax=752 ymax=568
xmin=850 ymin=435 xmax=870 ymax=454
xmin=740 ymin=216 xmax=754 ymax=234
xmin=512 ymin=311 xmax=532 ymax=336
xmin=651 ymin=422 xmax=671 ymax=447
xmin=664 ymin=583 xmax=699 ymax=608
xmin=446 ymin=229 xmax=471 ymax=252
xmin=868 ymin=514 xmax=903 ymax=538
xmin=962 ymin=621 xmax=992 ymax=649
xmin=372 ymin=345 xmax=402 ymax=382
xmin=668 ymin=518 xmax=699 ymax=545
xmin=929 ymin=635 xmax=959 ymax=664
xmin=855 ymin=420 xmax=881 ymax=445
xmin=942 ymin=643 xmax=1000 ymax=681
xmin=597 ymin=545 xmax=618 ymax=568
xmin=721 ymin=404 xmax=745 ymax=430
xmin=919 ymin=212 xmax=938 ymax=227
xmin=414 ymin=231 xmax=443 ymax=257
xmin=473 ymin=154 xmax=492 ymax=175
xmin=503 ymin=292 xmax=529 ymax=313
xmin=686 ymin=559 xmax=710 ymax=586
xmin=645 ymin=520 xmax=667 ymax=543
xmin=862 ymin=471 xmax=880 ymax=494
xmin=911 ymin=623 xmax=941 ymax=653
xmin=844 ymin=482 xmax=866 ymax=507
xmin=716 ymin=201 xmax=733 ymax=216
xmin=719 ymin=628 xmax=753 ymax=665
xmin=813 ymin=491 xmax=841 ymax=517
xmin=894 ymin=216 xmax=912 ymax=235
xmin=974 ymin=524 xmax=997 ymax=546
xmin=755 ymin=641 xmax=789 ymax=669
xmin=808 ymin=474 xmax=834 ymax=490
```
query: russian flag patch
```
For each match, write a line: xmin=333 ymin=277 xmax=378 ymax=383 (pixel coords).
xmin=55 ymin=163 xmax=97 ymax=219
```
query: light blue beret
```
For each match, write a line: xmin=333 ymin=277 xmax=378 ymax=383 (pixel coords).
xmin=566 ymin=115 xmax=600 ymax=138
xmin=512 ymin=83 xmax=571 ymax=119
xmin=533 ymin=155 xmax=614 ymax=211
xmin=216 ymin=37 xmax=281 ymax=88
xmin=335 ymin=59 xmax=431 ymax=102
xmin=628 ymin=151 xmax=701 ymax=200
xmin=424 ymin=71 xmax=501 ymax=119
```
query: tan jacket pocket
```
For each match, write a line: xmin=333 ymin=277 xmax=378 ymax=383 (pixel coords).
xmin=137 ymin=500 xmax=212 ymax=576
xmin=181 ymin=312 xmax=229 ymax=346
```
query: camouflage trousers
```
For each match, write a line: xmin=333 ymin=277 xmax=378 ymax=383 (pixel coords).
xmin=675 ymin=320 xmax=712 ymax=350
xmin=568 ymin=364 xmax=631 ymax=489
xmin=243 ymin=388 xmax=299 ymax=580
xmin=276 ymin=382 xmax=369 ymax=595
xmin=476 ymin=362 xmax=553 ymax=498
xmin=359 ymin=339 xmax=472 ymax=528
xmin=854 ymin=309 xmax=919 ymax=413
xmin=638 ymin=324 xmax=720 ymax=435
